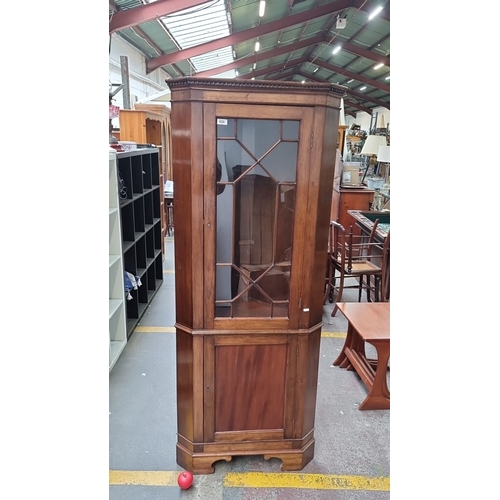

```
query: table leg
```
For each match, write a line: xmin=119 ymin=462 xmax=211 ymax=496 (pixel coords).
xmin=333 ymin=321 xmax=367 ymax=369
xmin=358 ymin=340 xmax=390 ymax=410
xmin=333 ymin=322 xmax=353 ymax=367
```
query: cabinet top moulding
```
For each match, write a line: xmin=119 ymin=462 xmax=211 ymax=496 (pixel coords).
xmin=165 ymin=77 xmax=346 ymax=107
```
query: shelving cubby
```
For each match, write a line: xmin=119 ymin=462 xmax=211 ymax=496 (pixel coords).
xmin=109 ymin=150 xmax=127 ymax=371
xmin=117 ymin=148 xmax=163 ymax=339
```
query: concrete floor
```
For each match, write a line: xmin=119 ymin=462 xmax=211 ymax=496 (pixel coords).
xmin=109 ymin=236 xmax=390 ymax=499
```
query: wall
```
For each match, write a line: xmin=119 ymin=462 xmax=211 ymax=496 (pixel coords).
xmin=109 ymin=34 xmax=170 ymax=128
xmin=345 ymin=106 xmax=390 ymax=133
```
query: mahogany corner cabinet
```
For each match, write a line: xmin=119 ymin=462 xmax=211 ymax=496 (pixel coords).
xmin=167 ymin=77 xmax=344 ymax=474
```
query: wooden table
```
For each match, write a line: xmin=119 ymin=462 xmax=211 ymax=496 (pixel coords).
xmin=333 ymin=302 xmax=390 ymax=410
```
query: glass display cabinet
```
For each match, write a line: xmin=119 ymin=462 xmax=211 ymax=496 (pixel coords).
xmin=167 ymin=77 xmax=344 ymax=474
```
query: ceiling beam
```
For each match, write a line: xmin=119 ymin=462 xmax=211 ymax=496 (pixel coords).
xmin=239 ymin=56 xmax=310 ymax=80
xmin=194 ymin=34 xmax=324 ymax=78
xmin=302 ymin=81 xmax=372 ymax=115
xmin=342 ymin=99 xmax=373 ymax=115
xmin=352 ymin=0 xmax=390 ymax=22
xmin=314 ymin=59 xmax=390 ymax=92
xmin=146 ymin=0 xmax=355 ymax=72
xmin=109 ymin=0 xmax=213 ymax=34
xmin=343 ymin=88 xmax=389 ymax=110
xmin=132 ymin=26 xmax=164 ymax=56
xmin=340 ymin=40 xmax=389 ymax=67
xmin=299 ymin=69 xmax=389 ymax=109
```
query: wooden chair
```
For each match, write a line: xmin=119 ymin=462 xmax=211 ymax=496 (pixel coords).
xmin=325 ymin=220 xmax=388 ymax=317
xmin=380 ymin=229 xmax=390 ymax=302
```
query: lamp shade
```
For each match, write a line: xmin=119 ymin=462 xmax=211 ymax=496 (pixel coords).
xmin=377 ymin=145 xmax=390 ymax=163
xmin=360 ymin=135 xmax=387 ymax=156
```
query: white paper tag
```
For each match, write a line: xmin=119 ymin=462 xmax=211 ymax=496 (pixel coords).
xmin=217 ymin=118 xmax=228 ymax=125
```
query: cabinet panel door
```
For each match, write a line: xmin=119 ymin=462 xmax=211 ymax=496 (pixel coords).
xmin=203 ymin=104 xmax=315 ymax=330
xmin=202 ymin=333 xmax=297 ymax=442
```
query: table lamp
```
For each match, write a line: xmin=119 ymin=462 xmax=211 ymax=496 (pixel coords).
xmin=377 ymin=145 xmax=390 ymax=182
xmin=360 ymin=135 xmax=387 ymax=183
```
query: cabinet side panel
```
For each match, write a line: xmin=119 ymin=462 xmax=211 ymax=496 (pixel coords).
xmin=176 ymin=330 xmax=194 ymax=441
xmin=172 ymin=102 xmax=194 ymax=327
xmin=310 ymin=105 xmax=339 ymax=326
xmin=302 ymin=328 xmax=322 ymax=436
xmin=214 ymin=344 xmax=287 ymax=432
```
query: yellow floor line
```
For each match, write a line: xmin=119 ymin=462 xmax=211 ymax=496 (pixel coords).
xmin=109 ymin=470 xmax=389 ymax=491
xmin=134 ymin=326 xmax=345 ymax=337
xmin=224 ymin=472 xmax=389 ymax=491
xmin=109 ymin=470 xmax=178 ymax=486
xmin=134 ymin=326 xmax=176 ymax=333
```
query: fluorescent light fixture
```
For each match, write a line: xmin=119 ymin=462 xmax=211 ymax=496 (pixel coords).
xmin=302 ymin=80 xmax=306 ymax=84
xmin=253 ymin=62 xmax=257 ymax=70
xmin=347 ymin=79 xmax=353 ymax=83
xmin=368 ymin=6 xmax=383 ymax=20
xmin=313 ymin=67 xmax=319 ymax=73
xmin=259 ymin=1 xmax=266 ymax=17
xmin=251 ymin=77 xmax=255 ymax=80
xmin=360 ymin=86 xmax=366 ymax=91
xmin=332 ymin=45 xmax=341 ymax=55
xmin=255 ymin=41 xmax=260 ymax=52
xmin=235 ymin=70 xmax=239 ymax=76
xmin=385 ymin=75 xmax=390 ymax=80
xmin=374 ymin=63 xmax=384 ymax=70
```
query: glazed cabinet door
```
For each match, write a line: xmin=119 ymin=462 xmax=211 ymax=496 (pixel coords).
xmin=202 ymin=103 xmax=316 ymax=331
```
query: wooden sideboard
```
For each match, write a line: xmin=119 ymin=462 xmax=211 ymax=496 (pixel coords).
xmin=330 ymin=187 xmax=374 ymax=234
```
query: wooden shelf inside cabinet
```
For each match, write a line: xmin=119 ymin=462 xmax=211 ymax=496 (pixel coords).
xmin=109 ymin=150 xmax=127 ymax=372
xmin=116 ymin=148 xmax=164 ymax=339
xmin=168 ymin=77 xmax=344 ymax=475
xmin=118 ymin=105 xmax=172 ymax=259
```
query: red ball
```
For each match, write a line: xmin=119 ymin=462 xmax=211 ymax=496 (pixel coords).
xmin=177 ymin=471 xmax=194 ymax=490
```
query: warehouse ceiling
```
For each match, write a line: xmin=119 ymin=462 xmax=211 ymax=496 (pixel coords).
xmin=108 ymin=0 xmax=390 ymax=117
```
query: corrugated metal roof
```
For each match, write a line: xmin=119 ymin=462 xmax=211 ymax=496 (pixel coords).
xmin=109 ymin=0 xmax=390 ymax=115
xmin=159 ymin=0 xmax=235 ymax=77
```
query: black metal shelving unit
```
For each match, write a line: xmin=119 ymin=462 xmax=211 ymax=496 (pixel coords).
xmin=117 ymin=148 xmax=163 ymax=338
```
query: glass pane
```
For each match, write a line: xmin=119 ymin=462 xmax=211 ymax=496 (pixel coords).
xmin=272 ymin=302 xmax=289 ymax=318
xmin=215 ymin=117 xmax=297 ymax=320
xmin=218 ymin=141 xmax=256 ymax=181
xmin=216 ymin=185 xmax=233 ymax=262
xmin=233 ymin=286 xmax=272 ymax=318
xmin=282 ymin=120 xmax=299 ymax=140
xmin=237 ymin=119 xmax=280 ymax=160
xmin=251 ymin=265 xmax=290 ymax=302
xmin=276 ymin=185 xmax=295 ymax=263
xmin=215 ymin=304 xmax=232 ymax=317
xmin=260 ymin=142 xmax=298 ymax=182
xmin=217 ymin=118 xmax=236 ymax=138
xmin=216 ymin=265 xmax=232 ymax=301
xmin=234 ymin=175 xmax=276 ymax=267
